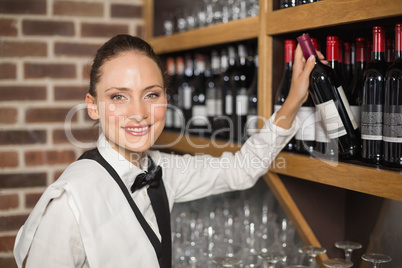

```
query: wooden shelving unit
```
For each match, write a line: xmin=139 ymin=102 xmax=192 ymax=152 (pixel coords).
xmin=146 ymin=0 xmax=402 ymax=266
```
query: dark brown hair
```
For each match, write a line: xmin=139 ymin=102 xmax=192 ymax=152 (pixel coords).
xmin=88 ymin=34 xmax=167 ymax=97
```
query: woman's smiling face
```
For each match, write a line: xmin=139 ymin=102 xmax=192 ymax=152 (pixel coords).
xmin=86 ymin=51 xmax=166 ymax=155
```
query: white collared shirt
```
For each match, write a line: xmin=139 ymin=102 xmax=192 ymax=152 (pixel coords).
xmin=14 ymin=113 xmax=299 ymax=267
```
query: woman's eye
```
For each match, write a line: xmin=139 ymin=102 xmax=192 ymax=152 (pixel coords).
xmin=145 ymin=93 xmax=160 ymax=99
xmin=111 ymin=94 xmax=126 ymax=101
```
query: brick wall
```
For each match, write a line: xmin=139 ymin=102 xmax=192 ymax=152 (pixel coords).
xmin=0 ymin=0 xmax=145 ymax=267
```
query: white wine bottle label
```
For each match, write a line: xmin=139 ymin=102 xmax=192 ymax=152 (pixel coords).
xmin=183 ymin=86 xmax=193 ymax=109
xmin=383 ymin=105 xmax=402 ymax=143
xmin=206 ymin=99 xmax=217 ymax=116
xmin=216 ymin=99 xmax=223 ymax=116
xmin=337 ymin=86 xmax=359 ymax=130
xmin=236 ymin=93 xmax=249 ymax=116
xmin=174 ymin=110 xmax=183 ymax=128
xmin=225 ymin=94 xmax=233 ymax=115
xmin=315 ymin=110 xmax=329 ymax=142
xmin=192 ymin=105 xmax=208 ymax=126
xmin=295 ymin=106 xmax=315 ymax=141
xmin=316 ymin=99 xmax=347 ymax=139
xmin=350 ymin=105 xmax=361 ymax=128
xmin=361 ymin=104 xmax=383 ymax=141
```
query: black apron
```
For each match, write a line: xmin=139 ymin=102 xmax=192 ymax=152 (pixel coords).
xmin=78 ymin=148 xmax=172 ymax=268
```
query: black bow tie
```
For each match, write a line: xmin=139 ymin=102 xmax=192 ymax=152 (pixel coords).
xmin=131 ymin=157 xmax=162 ymax=193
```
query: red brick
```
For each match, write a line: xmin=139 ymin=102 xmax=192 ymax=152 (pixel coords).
xmin=111 ymin=4 xmax=142 ymax=19
xmin=23 ymin=19 xmax=74 ymax=36
xmin=0 ymin=215 xmax=28 ymax=232
xmin=0 ymin=0 xmax=46 ymax=15
xmin=81 ymin=23 xmax=128 ymax=38
xmin=53 ymin=1 xmax=103 ymax=17
xmin=0 ymin=41 xmax=47 ymax=57
xmin=24 ymin=63 xmax=76 ymax=79
xmin=53 ymin=127 xmax=99 ymax=144
xmin=136 ymin=24 xmax=144 ymax=39
xmin=0 ymin=130 xmax=46 ymax=145
xmin=0 ymin=86 xmax=46 ymax=101
xmin=0 ymin=194 xmax=19 ymax=210
xmin=0 ymin=235 xmax=16 ymax=252
xmin=54 ymin=85 xmax=87 ymax=101
xmin=25 ymin=107 xmax=77 ymax=123
xmin=25 ymin=150 xmax=76 ymax=166
xmin=0 ymin=257 xmax=17 ymax=268
xmin=25 ymin=192 xmax=42 ymax=208
xmin=0 ymin=152 xmax=18 ymax=168
xmin=0 ymin=18 xmax=17 ymax=36
xmin=0 ymin=173 xmax=47 ymax=188
xmin=0 ymin=108 xmax=18 ymax=124
xmin=0 ymin=63 xmax=17 ymax=79
xmin=54 ymin=42 xmax=100 ymax=57
xmin=82 ymin=63 xmax=91 ymax=80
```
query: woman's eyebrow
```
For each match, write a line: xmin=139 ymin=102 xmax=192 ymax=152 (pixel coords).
xmin=143 ymin=84 xmax=163 ymax=91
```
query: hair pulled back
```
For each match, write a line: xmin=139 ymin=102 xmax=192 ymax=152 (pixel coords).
xmin=88 ymin=34 xmax=167 ymax=97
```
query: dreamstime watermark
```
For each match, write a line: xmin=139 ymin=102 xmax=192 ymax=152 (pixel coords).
xmin=64 ymin=102 xmax=342 ymax=168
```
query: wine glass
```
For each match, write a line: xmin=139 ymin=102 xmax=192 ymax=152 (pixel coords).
xmin=334 ymin=241 xmax=362 ymax=262
xmin=361 ymin=253 xmax=392 ymax=268
xmin=322 ymin=258 xmax=353 ymax=268
xmin=258 ymin=251 xmax=286 ymax=268
xmin=298 ymin=246 xmax=327 ymax=268
xmin=212 ymin=256 xmax=242 ymax=267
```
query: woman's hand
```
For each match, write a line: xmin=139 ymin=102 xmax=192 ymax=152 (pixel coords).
xmin=273 ymin=44 xmax=325 ymax=129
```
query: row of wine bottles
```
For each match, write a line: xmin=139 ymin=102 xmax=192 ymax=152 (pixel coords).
xmin=163 ymin=42 xmax=259 ymax=144
xmin=276 ymin=24 xmax=401 ymax=168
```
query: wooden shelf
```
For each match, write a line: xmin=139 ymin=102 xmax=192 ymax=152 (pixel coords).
xmin=148 ymin=16 xmax=259 ymax=54
xmin=154 ymin=131 xmax=241 ymax=156
xmin=270 ymin=152 xmax=402 ymax=202
xmin=265 ymin=0 xmax=402 ymax=35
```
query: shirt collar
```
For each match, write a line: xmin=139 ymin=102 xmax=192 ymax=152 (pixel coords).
xmin=97 ymin=133 xmax=148 ymax=191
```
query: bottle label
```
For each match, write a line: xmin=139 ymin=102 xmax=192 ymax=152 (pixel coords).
xmin=383 ymin=105 xmax=402 ymax=143
xmin=225 ymin=94 xmax=233 ymax=115
xmin=216 ymin=99 xmax=223 ymax=116
xmin=183 ymin=86 xmax=193 ymax=109
xmin=350 ymin=105 xmax=361 ymax=128
xmin=236 ymin=93 xmax=249 ymax=116
xmin=361 ymin=104 xmax=383 ymax=140
xmin=316 ymin=99 xmax=347 ymax=139
xmin=206 ymin=99 xmax=217 ymax=116
xmin=295 ymin=106 xmax=315 ymax=141
xmin=337 ymin=86 xmax=359 ymax=130
xmin=192 ymin=105 xmax=208 ymax=126
xmin=315 ymin=111 xmax=329 ymax=142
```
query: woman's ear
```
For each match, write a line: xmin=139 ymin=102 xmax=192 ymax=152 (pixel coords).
xmin=85 ymin=93 xmax=99 ymax=120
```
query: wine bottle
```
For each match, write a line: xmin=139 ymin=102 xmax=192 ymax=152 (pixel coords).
xmin=342 ymin=42 xmax=354 ymax=89
xmin=190 ymin=52 xmax=209 ymax=137
xmin=165 ymin=56 xmax=175 ymax=130
xmin=206 ymin=50 xmax=222 ymax=137
xmin=246 ymin=52 xmax=258 ymax=137
xmin=215 ymin=48 xmax=230 ymax=140
xmin=182 ymin=53 xmax=194 ymax=128
xmin=297 ymin=33 xmax=360 ymax=159
xmin=222 ymin=46 xmax=236 ymax=141
xmin=386 ymin=38 xmax=395 ymax=67
xmin=327 ymin=36 xmax=349 ymax=94
xmin=274 ymin=39 xmax=296 ymax=151
xmin=383 ymin=24 xmax=402 ymax=168
xmin=349 ymin=38 xmax=368 ymax=130
xmin=173 ymin=56 xmax=185 ymax=131
xmin=295 ymin=95 xmax=316 ymax=154
xmin=361 ymin=26 xmax=388 ymax=164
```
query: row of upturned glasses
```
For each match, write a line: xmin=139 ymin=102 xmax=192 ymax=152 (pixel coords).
xmin=162 ymin=0 xmax=259 ymax=36
xmin=170 ymin=186 xmax=392 ymax=267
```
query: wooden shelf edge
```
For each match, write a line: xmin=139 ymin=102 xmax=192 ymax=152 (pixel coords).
xmin=270 ymin=152 xmax=402 ymax=202
xmin=265 ymin=0 xmax=402 ymax=35
xmin=148 ymin=16 xmax=259 ymax=54
xmin=263 ymin=172 xmax=328 ymax=264
xmin=154 ymin=131 xmax=241 ymax=156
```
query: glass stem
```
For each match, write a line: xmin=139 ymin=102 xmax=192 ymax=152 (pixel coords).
xmin=345 ymin=251 xmax=352 ymax=262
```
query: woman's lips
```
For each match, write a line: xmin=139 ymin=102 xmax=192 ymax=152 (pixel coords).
xmin=122 ymin=125 xmax=152 ymax=136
